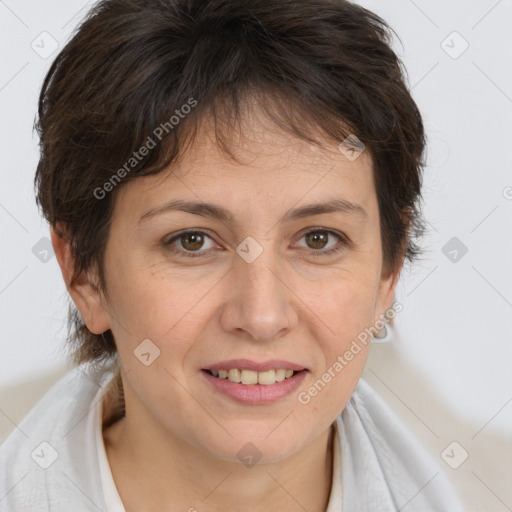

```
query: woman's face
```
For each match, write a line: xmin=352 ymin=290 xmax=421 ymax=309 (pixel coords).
xmin=88 ymin=111 xmax=399 ymax=464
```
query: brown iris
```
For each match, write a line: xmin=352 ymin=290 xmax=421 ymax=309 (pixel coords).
xmin=180 ymin=232 xmax=205 ymax=251
xmin=305 ymin=231 xmax=329 ymax=250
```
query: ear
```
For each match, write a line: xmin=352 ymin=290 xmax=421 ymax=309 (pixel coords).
xmin=374 ymin=261 xmax=402 ymax=324
xmin=50 ymin=224 xmax=111 ymax=335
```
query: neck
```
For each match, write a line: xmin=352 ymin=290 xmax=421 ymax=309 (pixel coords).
xmin=103 ymin=396 xmax=335 ymax=512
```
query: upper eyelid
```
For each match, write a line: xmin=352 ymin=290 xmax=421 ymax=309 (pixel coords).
xmin=292 ymin=227 xmax=345 ymax=244
xmin=165 ymin=227 xmax=346 ymax=250
xmin=165 ymin=229 xmax=218 ymax=245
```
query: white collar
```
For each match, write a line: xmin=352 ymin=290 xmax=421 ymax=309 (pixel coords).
xmin=90 ymin=376 xmax=127 ymax=512
xmin=90 ymin=379 xmax=342 ymax=511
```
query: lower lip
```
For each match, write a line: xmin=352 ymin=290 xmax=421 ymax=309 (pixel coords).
xmin=201 ymin=370 xmax=308 ymax=405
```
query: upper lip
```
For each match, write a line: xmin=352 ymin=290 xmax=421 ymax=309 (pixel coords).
xmin=204 ymin=359 xmax=307 ymax=372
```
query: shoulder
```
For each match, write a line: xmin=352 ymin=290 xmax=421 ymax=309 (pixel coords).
xmin=336 ymin=378 xmax=466 ymax=511
xmin=0 ymin=363 xmax=114 ymax=511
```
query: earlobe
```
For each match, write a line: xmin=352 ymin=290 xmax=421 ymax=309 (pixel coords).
xmin=375 ymin=264 xmax=402 ymax=323
xmin=50 ymin=224 xmax=111 ymax=334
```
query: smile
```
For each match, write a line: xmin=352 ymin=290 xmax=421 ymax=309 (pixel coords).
xmin=201 ymin=366 xmax=308 ymax=405
xmin=204 ymin=368 xmax=298 ymax=385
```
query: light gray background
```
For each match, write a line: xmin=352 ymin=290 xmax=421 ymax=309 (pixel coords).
xmin=1 ymin=0 xmax=511 ymax=510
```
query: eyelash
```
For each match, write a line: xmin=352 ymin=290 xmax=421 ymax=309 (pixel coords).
xmin=162 ymin=228 xmax=349 ymax=259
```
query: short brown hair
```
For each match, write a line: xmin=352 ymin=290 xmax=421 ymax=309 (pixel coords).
xmin=34 ymin=0 xmax=426 ymax=368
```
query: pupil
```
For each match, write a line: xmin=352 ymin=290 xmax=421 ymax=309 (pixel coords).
xmin=183 ymin=232 xmax=203 ymax=250
xmin=308 ymin=232 xmax=327 ymax=249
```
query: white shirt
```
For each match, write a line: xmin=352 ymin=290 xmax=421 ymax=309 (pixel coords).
xmin=91 ymin=379 xmax=126 ymax=512
xmin=91 ymin=368 xmax=343 ymax=511
xmin=0 ymin=363 xmax=465 ymax=511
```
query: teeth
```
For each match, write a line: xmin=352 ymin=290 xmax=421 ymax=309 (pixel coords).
xmin=258 ymin=370 xmax=275 ymax=385
xmin=275 ymin=369 xmax=286 ymax=382
xmin=241 ymin=369 xmax=258 ymax=385
xmin=210 ymin=368 xmax=298 ymax=385
xmin=228 ymin=369 xmax=241 ymax=383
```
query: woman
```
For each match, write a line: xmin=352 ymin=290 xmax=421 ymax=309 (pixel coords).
xmin=0 ymin=0 xmax=465 ymax=510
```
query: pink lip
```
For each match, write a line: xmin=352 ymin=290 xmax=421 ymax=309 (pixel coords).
xmin=201 ymin=369 xmax=308 ymax=405
xmin=204 ymin=359 xmax=306 ymax=372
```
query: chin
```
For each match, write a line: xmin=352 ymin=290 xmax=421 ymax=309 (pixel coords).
xmin=196 ymin=428 xmax=307 ymax=466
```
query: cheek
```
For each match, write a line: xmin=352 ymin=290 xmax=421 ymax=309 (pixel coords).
xmin=305 ymin=265 xmax=381 ymax=339
xmin=295 ymin=279 xmax=376 ymax=422
xmin=105 ymin=254 xmax=200 ymax=333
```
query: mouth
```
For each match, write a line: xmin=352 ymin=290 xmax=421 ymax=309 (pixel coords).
xmin=202 ymin=368 xmax=304 ymax=385
xmin=200 ymin=359 xmax=308 ymax=404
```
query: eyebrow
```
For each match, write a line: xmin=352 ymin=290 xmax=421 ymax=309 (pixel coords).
xmin=138 ymin=198 xmax=368 ymax=225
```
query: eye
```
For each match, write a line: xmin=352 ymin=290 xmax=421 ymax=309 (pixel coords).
xmin=163 ymin=230 xmax=218 ymax=258
xmin=294 ymin=228 xmax=348 ymax=257
xmin=163 ymin=227 xmax=349 ymax=259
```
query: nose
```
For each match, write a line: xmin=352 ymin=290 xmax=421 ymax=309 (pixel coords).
xmin=219 ymin=243 xmax=299 ymax=343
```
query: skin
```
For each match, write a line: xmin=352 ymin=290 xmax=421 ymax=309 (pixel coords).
xmin=51 ymin=105 xmax=402 ymax=512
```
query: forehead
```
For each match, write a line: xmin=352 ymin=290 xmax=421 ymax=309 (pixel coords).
xmin=185 ymin=104 xmax=370 ymax=174
xmin=115 ymin=105 xmax=375 ymax=217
